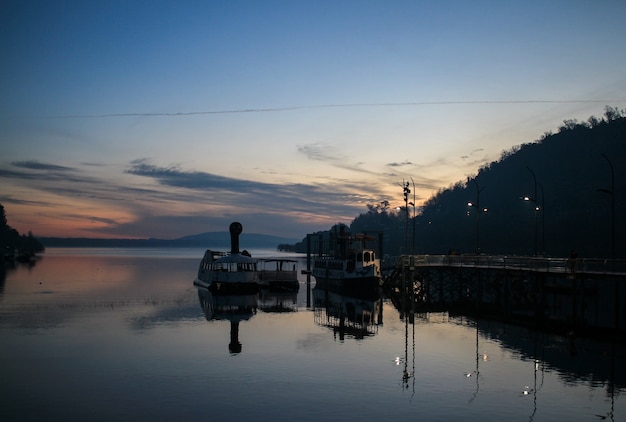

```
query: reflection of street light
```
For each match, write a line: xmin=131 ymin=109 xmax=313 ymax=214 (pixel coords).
xmin=467 ymin=178 xmax=487 ymax=254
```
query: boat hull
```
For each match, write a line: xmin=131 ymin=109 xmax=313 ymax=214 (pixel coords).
xmin=260 ymin=279 xmax=300 ymax=292
xmin=193 ymin=278 xmax=260 ymax=294
xmin=312 ymin=276 xmax=381 ymax=299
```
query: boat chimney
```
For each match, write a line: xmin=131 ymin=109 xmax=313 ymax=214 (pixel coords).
xmin=229 ymin=222 xmax=243 ymax=254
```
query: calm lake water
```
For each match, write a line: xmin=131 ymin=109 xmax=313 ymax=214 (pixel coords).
xmin=1 ymin=248 xmax=625 ymax=421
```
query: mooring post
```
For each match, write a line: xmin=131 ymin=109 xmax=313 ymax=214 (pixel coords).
xmin=306 ymin=234 xmax=311 ymax=308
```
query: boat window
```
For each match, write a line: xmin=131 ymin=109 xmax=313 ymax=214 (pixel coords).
xmin=210 ymin=262 xmax=255 ymax=272
xmin=363 ymin=251 xmax=370 ymax=263
xmin=356 ymin=252 xmax=363 ymax=262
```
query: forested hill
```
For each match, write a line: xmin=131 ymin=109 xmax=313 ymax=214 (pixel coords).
xmin=289 ymin=108 xmax=626 ymax=258
xmin=1 ymin=204 xmax=45 ymax=257
xmin=413 ymin=110 xmax=625 ymax=258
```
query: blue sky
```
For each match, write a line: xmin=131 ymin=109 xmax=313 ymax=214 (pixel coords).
xmin=1 ymin=0 xmax=625 ymax=239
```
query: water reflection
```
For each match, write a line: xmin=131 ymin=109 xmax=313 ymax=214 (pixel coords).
xmin=398 ymin=309 xmax=416 ymax=394
xmin=258 ymin=289 xmax=298 ymax=313
xmin=0 ymin=264 xmax=6 ymax=298
xmin=2 ymin=252 xmax=625 ymax=420
xmin=387 ymin=287 xmax=626 ymax=421
xmin=312 ymin=284 xmax=383 ymax=341
xmin=0 ymin=258 xmax=40 ymax=299
xmin=197 ymin=288 xmax=258 ymax=354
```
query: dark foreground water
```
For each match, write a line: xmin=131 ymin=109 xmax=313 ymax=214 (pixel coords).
xmin=1 ymin=248 xmax=625 ymax=421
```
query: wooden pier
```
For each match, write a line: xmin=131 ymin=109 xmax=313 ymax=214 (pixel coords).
xmin=383 ymin=254 xmax=626 ymax=339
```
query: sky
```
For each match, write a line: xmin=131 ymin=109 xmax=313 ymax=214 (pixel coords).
xmin=1 ymin=0 xmax=626 ymax=240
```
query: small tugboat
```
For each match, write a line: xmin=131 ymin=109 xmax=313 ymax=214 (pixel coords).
xmin=257 ymin=258 xmax=299 ymax=291
xmin=311 ymin=224 xmax=382 ymax=293
xmin=193 ymin=222 xmax=260 ymax=293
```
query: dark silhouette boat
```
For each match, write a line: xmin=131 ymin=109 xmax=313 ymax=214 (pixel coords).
xmin=193 ymin=222 xmax=260 ymax=294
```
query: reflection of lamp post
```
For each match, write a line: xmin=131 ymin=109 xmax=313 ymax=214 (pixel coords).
xmin=468 ymin=322 xmax=481 ymax=403
xmin=597 ymin=153 xmax=615 ymax=260
xmin=467 ymin=178 xmax=487 ymax=254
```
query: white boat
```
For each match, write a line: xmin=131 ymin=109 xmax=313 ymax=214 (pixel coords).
xmin=193 ymin=222 xmax=260 ymax=293
xmin=257 ymin=258 xmax=299 ymax=291
xmin=311 ymin=224 xmax=382 ymax=292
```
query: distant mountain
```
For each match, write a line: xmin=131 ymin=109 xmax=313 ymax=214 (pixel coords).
xmin=173 ymin=231 xmax=300 ymax=247
xmin=39 ymin=231 xmax=299 ymax=249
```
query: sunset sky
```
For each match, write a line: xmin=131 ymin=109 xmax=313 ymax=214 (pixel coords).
xmin=2 ymin=0 xmax=625 ymax=240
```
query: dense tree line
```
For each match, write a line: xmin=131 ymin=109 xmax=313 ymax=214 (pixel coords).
xmin=284 ymin=107 xmax=626 ymax=259
xmin=1 ymin=204 xmax=45 ymax=259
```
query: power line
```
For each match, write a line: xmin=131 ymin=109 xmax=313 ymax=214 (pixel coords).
xmin=47 ymin=99 xmax=625 ymax=119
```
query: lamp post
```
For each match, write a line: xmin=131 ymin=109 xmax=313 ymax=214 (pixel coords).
xmin=402 ymin=180 xmax=410 ymax=255
xmin=597 ymin=153 xmax=618 ymax=332
xmin=524 ymin=181 xmax=546 ymax=256
xmin=523 ymin=167 xmax=542 ymax=257
xmin=538 ymin=182 xmax=545 ymax=255
xmin=598 ymin=153 xmax=615 ymax=260
xmin=410 ymin=177 xmax=416 ymax=255
xmin=467 ymin=178 xmax=487 ymax=254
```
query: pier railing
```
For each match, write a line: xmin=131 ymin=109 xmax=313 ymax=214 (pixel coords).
xmin=390 ymin=254 xmax=626 ymax=276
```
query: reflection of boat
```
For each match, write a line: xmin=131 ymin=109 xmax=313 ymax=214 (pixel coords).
xmin=313 ymin=283 xmax=382 ymax=340
xmin=258 ymin=289 xmax=298 ymax=313
xmin=257 ymin=258 xmax=299 ymax=291
xmin=196 ymin=288 xmax=258 ymax=354
xmin=311 ymin=224 xmax=382 ymax=293
xmin=193 ymin=222 xmax=260 ymax=293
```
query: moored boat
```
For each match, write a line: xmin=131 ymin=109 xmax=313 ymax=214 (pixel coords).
xmin=257 ymin=258 xmax=299 ymax=291
xmin=193 ymin=222 xmax=260 ymax=293
xmin=311 ymin=224 xmax=382 ymax=292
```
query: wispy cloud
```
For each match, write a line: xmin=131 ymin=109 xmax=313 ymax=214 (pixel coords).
xmin=297 ymin=143 xmax=342 ymax=162
xmin=12 ymin=160 xmax=75 ymax=171
xmin=0 ymin=156 xmax=406 ymax=238
xmin=0 ymin=195 xmax=56 ymax=207
xmin=126 ymin=159 xmax=263 ymax=191
xmin=125 ymin=159 xmax=385 ymax=212
xmin=387 ymin=160 xmax=414 ymax=167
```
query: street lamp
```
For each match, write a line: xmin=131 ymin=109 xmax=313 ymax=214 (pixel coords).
xmin=597 ymin=153 xmax=618 ymax=332
xmin=467 ymin=178 xmax=487 ymax=254
xmin=410 ymin=177 xmax=416 ymax=255
xmin=522 ymin=167 xmax=544 ymax=257
xmin=597 ymin=153 xmax=615 ymax=260
xmin=402 ymin=180 xmax=410 ymax=255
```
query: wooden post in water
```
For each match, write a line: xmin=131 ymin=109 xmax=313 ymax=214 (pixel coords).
xmin=306 ymin=234 xmax=311 ymax=308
